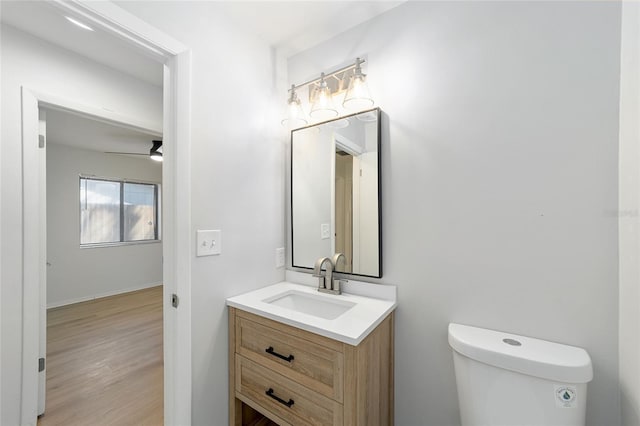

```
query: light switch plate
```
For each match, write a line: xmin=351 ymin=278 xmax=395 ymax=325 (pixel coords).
xmin=275 ymin=247 xmax=285 ymax=268
xmin=321 ymin=223 xmax=331 ymax=240
xmin=196 ymin=230 xmax=221 ymax=257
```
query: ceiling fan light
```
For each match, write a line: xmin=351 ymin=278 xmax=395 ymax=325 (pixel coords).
xmin=150 ymin=140 xmax=163 ymax=161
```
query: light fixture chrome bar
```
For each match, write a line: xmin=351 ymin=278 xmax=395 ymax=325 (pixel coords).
xmin=288 ymin=59 xmax=366 ymax=92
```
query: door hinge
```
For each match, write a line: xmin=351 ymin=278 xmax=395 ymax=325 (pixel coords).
xmin=38 ymin=135 xmax=45 ymax=148
xmin=171 ymin=293 xmax=179 ymax=308
xmin=38 ymin=357 xmax=45 ymax=372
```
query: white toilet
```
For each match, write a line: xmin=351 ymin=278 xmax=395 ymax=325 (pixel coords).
xmin=448 ymin=323 xmax=593 ymax=426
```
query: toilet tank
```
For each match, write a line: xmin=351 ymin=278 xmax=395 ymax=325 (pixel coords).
xmin=448 ymin=323 xmax=593 ymax=426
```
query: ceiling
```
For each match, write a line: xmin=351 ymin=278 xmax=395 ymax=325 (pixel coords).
xmin=115 ymin=1 xmax=404 ymax=55
xmin=221 ymin=1 xmax=404 ymax=54
xmin=1 ymin=1 xmax=404 ymax=86
xmin=44 ymin=108 xmax=160 ymax=159
xmin=0 ymin=1 xmax=163 ymax=86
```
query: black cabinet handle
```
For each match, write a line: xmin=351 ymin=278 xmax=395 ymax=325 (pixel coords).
xmin=265 ymin=346 xmax=294 ymax=362
xmin=265 ymin=388 xmax=294 ymax=408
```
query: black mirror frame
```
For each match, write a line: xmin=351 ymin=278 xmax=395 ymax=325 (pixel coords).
xmin=290 ymin=107 xmax=382 ymax=279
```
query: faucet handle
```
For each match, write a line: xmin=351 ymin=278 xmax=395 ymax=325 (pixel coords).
xmin=333 ymin=279 xmax=347 ymax=294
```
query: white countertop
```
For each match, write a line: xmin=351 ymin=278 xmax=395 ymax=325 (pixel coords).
xmin=226 ymin=281 xmax=397 ymax=346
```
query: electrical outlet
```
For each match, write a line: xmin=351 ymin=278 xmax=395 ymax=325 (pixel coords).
xmin=276 ymin=247 xmax=285 ymax=268
xmin=196 ymin=230 xmax=221 ymax=256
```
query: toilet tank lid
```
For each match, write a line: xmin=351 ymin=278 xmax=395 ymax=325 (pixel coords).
xmin=448 ymin=323 xmax=593 ymax=383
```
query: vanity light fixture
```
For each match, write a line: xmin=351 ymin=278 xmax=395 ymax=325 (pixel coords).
xmin=309 ymin=73 xmax=339 ymax=120
xmin=343 ymin=58 xmax=374 ymax=110
xmin=282 ymin=57 xmax=374 ymax=127
xmin=281 ymin=84 xmax=308 ymax=128
xmin=65 ymin=16 xmax=94 ymax=31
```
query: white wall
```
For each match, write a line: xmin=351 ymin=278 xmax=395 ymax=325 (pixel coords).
xmin=619 ymin=1 xmax=640 ymax=425
xmin=0 ymin=24 xmax=162 ymax=425
xmin=46 ymin=143 xmax=162 ymax=308
xmin=108 ymin=3 xmax=286 ymax=424
xmin=288 ymin=2 xmax=622 ymax=425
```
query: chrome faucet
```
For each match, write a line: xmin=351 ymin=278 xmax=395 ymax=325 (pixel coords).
xmin=313 ymin=254 xmax=346 ymax=295
xmin=313 ymin=257 xmax=333 ymax=293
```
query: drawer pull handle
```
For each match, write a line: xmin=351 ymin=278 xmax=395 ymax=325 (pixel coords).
xmin=265 ymin=388 xmax=294 ymax=408
xmin=265 ymin=346 xmax=294 ymax=363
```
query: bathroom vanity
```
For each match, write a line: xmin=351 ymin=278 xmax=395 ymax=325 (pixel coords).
xmin=228 ymin=106 xmax=393 ymax=425
xmin=227 ymin=281 xmax=396 ymax=426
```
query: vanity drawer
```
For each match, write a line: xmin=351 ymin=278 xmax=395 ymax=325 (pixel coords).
xmin=235 ymin=311 xmax=344 ymax=402
xmin=236 ymin=355 xmax=343 ymax=426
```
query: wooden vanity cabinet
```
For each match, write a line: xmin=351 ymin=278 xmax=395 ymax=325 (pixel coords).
xmin=228 ymin=307 xmax=394 ymax=426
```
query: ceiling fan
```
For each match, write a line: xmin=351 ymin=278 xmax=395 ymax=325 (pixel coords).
xmin=105 ymin=140 xmax=162 ymax=161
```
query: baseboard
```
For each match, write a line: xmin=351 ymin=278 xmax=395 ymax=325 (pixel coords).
xmin=47 ymin=281 xmax=163 ymax=309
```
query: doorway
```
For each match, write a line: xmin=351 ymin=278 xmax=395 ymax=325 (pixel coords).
xmin=18 ymin=3 xmax=193 ymax=425
xmin=37 ymin=107 xmax=164 ymax=423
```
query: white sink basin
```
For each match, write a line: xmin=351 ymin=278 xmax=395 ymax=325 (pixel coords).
xmin=226 ymin=281 xmax=397 ymax=345
xmin=263 ymin=290 xmax=356 ymax=320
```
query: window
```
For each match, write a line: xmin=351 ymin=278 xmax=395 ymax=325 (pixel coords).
xmin=80 ymin=177 xmax=160 ymax=246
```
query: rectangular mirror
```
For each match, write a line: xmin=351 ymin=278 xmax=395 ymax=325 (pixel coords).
xmin=291 ymin=108 xmax=381 ymax=278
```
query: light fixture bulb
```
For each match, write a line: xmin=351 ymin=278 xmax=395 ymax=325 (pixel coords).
xmin=150 ymin=153 xmax=163 ymax=162
xmin=343 ymin=58 xmax=374 ymax=110
xmin=309 ymin=73 xmax=338 ymax=121
xmin=281 ymin=84 xmax=307 ymax=128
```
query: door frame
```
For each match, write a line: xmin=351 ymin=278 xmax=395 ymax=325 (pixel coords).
xmin=20 ymin=2 xmax=193 ymax=425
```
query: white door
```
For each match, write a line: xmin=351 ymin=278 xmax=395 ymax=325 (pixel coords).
xmin=21 ymin=88 xmax=46 ymax=424
xmin=37 ymin=109 xmax=47 ymax=416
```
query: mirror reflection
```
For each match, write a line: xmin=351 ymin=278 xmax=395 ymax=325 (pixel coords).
xmin=291 ymin=108 xmax=381 ymax=278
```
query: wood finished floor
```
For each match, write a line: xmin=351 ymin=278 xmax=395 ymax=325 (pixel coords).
xmin=38 ymin=286 xmax=163 ymax=426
